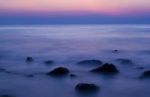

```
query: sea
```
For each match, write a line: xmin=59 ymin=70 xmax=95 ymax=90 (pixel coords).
xmin=0 ymin=25 xmax=150 ymax=97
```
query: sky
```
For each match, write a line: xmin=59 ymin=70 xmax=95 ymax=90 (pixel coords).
xmin=0 ymin=0 xmax=150 ymax=24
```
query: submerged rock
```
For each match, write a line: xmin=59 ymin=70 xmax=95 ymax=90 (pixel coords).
xmin=77 ymin=60 xmax=102 ymax=65
xmin=112 ymin=50 xmax=119 ymax=53
xmin=116 ymin=58 xmax=133 ymax=64
xmin=75 ymin=83 xmax=100 ymax=93
xmin=90 ymin=63 xmax=119 ymax=74
xmin=0 ymin=68 xmax=10 ymax=73
xmin=140 ymin=70 xmax=150 ymax=79
xmin=0 ymin=68 xmax=6 ymax=72
xmin=136 ymin=67 xmax=144 ymax=70
xmin=26 ymin=57 xmax=34 ymax=62
xmin=47 ymin=67 xmax=70 ymax=76
xmin=26 ymin=74 xmax=34 ymax=78
xmin=0 ymin=95 xmax=13 ymax=97
xmin=44 ymin=60 xmax=54 ymax=65
xmin=70 ymin=74 xmax=77 ymax=78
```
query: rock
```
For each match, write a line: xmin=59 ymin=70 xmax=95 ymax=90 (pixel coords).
xmin=0 ymin=68 xmax=10 ymax=73
xmin=116 ymin=58 xmax=133 ymax=64
xmin=136 ymin=67 xmax=144 ymax=70
xmin=70 ymin=74 xmax=77 ymax=78
xmin=47 ymin=67 xmax=70 ymax=76
xmin=77 ymin=60 xmax=102 ymax=65
xmin=90 ymin=63 xmax=119 ymax=74
xmin=0 ymin=95 xmax=13 ymax=97
xmin=26 ymin=57 xmax=34 ymax=62
xmin=0 ymin=68 xmax=6 ymax=72
xmin=113 ymin=50 xmax=119 ymax=53
xmin=44 ymin=60 xmax=54 ymax=65
xmin=140 ymin=70 xmax=150 ymax=78
xmin=75 ymin=83 xmax=100 ymax=93
xmin=26 ymin=74 xmax=34 ymax=78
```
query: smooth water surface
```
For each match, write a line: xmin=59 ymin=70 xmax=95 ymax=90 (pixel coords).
xmin=0 ymin=25 xmax=150 ymax=97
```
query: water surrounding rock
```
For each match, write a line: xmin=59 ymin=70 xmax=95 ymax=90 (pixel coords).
xmin=90 ymin=63 xmax=119 ymax=74
xmin=75 ymin=83 xmax=100 ymax=93
xmin=46 ymin=67 xmax=70 ymax=76
xmin=77 ymin=60 xmax=102 ymax=65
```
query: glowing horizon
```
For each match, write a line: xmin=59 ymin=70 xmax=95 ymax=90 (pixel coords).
xmin=0 ymin=0 xmax=150 ymax=16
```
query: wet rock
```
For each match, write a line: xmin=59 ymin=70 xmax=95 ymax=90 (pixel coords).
xmin=77 ymin=60 xmax=102 ymax=65
xmin=75 ymin=83 xmax=100 ymax=93
xmin=140 ymin=70 xmax=150 ymax=78
xmin=90 ymin=63 xmax=119 ymax=74
xmin=116 ymin=58 xmax=133 ymax=64
xmin=44 ymin=60 xmax=54 ymax=65
xmin=26 ymin=57 xmax=34 ymax=62
xmin=47 ymin=67 xmax=70 ymax=76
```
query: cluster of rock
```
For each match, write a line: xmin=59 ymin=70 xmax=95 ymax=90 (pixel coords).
xmin=24 ymin=57 xmax=150 ymax=94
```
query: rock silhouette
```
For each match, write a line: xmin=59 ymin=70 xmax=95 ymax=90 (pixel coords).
xmin=0 ymin=94 xmax=13 ymax=97
xmin=90 ymin=63 xmax=119 ymax=74
xmin=0 ymin=68 xmax=6 ymax=72
xmin=140 ymin=70 xmax=150 ymax=78
xmin=26 ymin=57 xmax=34 ymax=62
xmin=113 ymin=50 xmax=119 ymax=53
xmin=75 ymin=83 xmax=100 ymax=93
xmin=44 ymin=60 xmax=54 ymax=65
xmin=70 ymin=74 xmax=77 ymax=78
xmin=47 ymin=67 xmax=70 ymax=76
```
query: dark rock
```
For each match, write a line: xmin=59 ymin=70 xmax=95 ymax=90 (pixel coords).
xmin=75 ymin=83 xmax=100 ymax=93
xmin=140 ymin=70 xmax=150 ymax=78
xmin=70 ymin=74 xmax=77 ymax=78
xmin=44 ymin=60 xmax=54 ymax=65
xmin=26 ymin=57 xmax=34 ymax=62
xmin=136 ymin=67 xmax=144 ymax=70
xmin=77 ymin=60 xmax=102 ymax=65
xmin=0 ymin=68 xmax=10 ymax=73
xmin=0 ymin=95 xmax=13 ymax=97
xmin=47 ymin=67 xmax=70 ymax=76
xmin=26 ymin=74 xmax=34 ymax=78
xmin=0 ymin=68 xmax=6 ymax=72
xmin=113 ymin=50 xmax=119 ymax=53
xmin=90 ymin=63 xmax=119 ymax=74
xmin=116 ymin=58 xmax=133 ymax=64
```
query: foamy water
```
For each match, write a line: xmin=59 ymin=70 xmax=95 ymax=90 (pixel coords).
xmin=0 ymin=25 xmax=150 ymax=97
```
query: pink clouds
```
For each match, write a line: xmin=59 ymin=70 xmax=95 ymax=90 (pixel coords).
xmin=0 ymin=0 xmax=150 ymax=16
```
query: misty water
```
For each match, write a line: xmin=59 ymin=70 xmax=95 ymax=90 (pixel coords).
xmin=0 ymin=25 xmax=150 ymax=97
